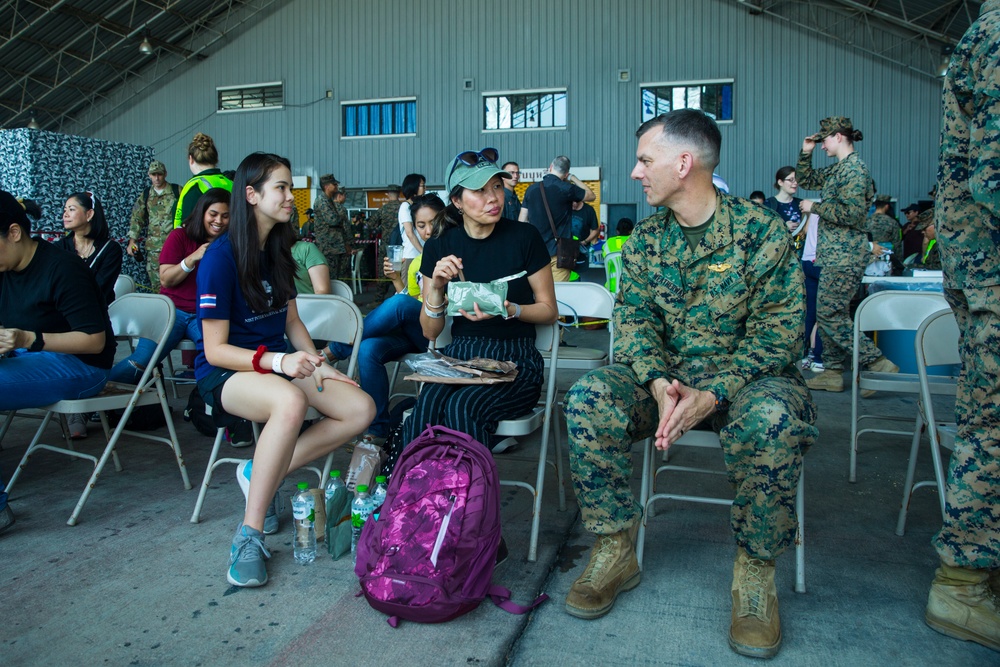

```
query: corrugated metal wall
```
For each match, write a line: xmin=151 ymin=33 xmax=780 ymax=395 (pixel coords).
xmin=76 ymin=0 xmax=944 ymax=219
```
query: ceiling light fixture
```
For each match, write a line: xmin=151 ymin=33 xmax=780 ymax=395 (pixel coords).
xmin=938 ymin=45 xmax=954 ymax=78
xmin=139 ymin=29 xmax=154 ymax=55
xmin=27 ymin=116 xmax=40 ymax=130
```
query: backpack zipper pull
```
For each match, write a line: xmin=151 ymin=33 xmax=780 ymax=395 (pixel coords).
xmin=430 ymin=494 xmax=457 ymax=568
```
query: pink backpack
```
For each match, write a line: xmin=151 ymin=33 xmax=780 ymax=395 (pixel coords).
xmin=355 ymin=424 xmax=547 ymax=626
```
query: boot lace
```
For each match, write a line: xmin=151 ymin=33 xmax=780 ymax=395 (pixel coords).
xmin=738 ymin=557 xmax=771 ymax=622
xmin=578 ymin=536 xmax=619 ymax=586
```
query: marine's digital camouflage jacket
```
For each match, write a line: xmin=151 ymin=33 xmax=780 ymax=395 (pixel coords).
xmin=796 ymin=150 xmax=874 ymax=269
xmin=614 ymin=191 xmax=805 ymax=404
xmin=313 ymin=191 xmax=349 ymax=259
xmin=936 ymin=0 xmax=1000 ymax=289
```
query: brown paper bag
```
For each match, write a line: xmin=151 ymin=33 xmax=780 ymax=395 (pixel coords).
xmin=308 ymin=488 xmax=327 ymax=542
xmin=345 ymin=441 xmax=386 ymax=491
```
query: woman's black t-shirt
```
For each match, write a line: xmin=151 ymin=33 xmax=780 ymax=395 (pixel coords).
xmin=420 ymin=217 xmax=550 ymax=340
xmin=0 ymin=240 xmax=116 ymax=368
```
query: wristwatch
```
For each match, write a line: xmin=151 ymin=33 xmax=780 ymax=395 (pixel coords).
xmin=504 ymin=303 xmax=522 ymax=320
xmin=29 ymin=330 xmax=44 ymax=352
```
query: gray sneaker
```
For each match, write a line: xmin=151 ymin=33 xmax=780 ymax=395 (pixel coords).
xmin=228 ymin=523 xmax=270 ymax=587
xmin=236 ymin=459 xmax=283 ymax=535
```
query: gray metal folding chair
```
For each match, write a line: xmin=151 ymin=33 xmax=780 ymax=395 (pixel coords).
xmin=637 ymin=431 xmax=806 ymax=593
xmin=7 ymin=293 xmax=190 ymax=525
xmin=849 ymin=290 xmax=951 ymax=482
xmin=896 ymin=308 xmax=960 ymax=536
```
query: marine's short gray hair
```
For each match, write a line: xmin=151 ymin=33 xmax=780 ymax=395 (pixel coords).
xmin=636 ymin=109 xmax=721 ymax=170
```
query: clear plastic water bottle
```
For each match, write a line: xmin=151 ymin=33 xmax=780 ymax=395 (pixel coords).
xmin=325 ymin=470 xmax=346 ymax=507
xmin=371 ymin=475 xmax=388 ymax=521
xmin=351 ymin=484 xmax=376 ymax=563
xmin=292 ymin=481 xmax=316 ymax=564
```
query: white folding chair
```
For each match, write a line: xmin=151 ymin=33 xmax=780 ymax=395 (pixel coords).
xmin=190 ymin=294 xmax=363 ymax=524
xmin=331 ymin=279 xmax=354 ymax=301
xmin=350 ymin=248 xmax=366 ymax=295
xmin=849 ymin=291 xmax=952 ymax=482
xmin=7 ymin=294 xmax=191 ymax=525
xmin=113 ymin=274 xmax=136 ymax=300
xmin=896 ymin=308 xmax=960 ymax=536
xmin=604 ymin=251 xmax=623 ymax=295
xmin=551 ymin=282 xmax=615 ymax=372
xmin=637 ymin=431 xmax=806 ymax=593
xmin=426 ymin=318 xmax=562 ymax=562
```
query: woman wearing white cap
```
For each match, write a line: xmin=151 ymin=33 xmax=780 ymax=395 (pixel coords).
xmin=401 ymin=148 xmax=557 ymax=450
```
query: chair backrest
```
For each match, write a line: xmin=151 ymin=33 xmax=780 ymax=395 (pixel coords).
xmin=331 ymin=279 xmax=354 ymax=300
xmin=296 ymin=294 xmax=363 ymax=378
xmin=109 ymin=293 xmax=175 ymax=343
xmin=114 ymin=274 xmax=136 ymax=301
xmin=916 ymin=308 xmax=961 ymax=369
xmin=604 ymin=251 xmax=623 ymax=295
xmin=109 ymin=293 xmax=176 ymax=389
xmin=854 ymin=291 xmax=948 ymax=333
xmin=554 ymin=281 xmax=615 ymax=361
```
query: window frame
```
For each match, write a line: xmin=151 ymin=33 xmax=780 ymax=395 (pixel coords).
xmin=639 ymin=78 xmax=734 ymax=124
xmin=340 ymin=96 xmax=418 ymax=139
xmin=216 ymin=81 xmax=284 ymax=114
xmin=482 ymin=88 xmax=569 ymax=133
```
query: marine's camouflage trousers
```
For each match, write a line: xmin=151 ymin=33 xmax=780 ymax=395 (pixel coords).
xmin=933 ymin=286 xmax=1000 ymax=569
xmin=326 ymin=252 xmax=352 ymax=282
xmin=816 ymin=265 xmax=880 ymax=370
xmin=565 ymin=363 xmax=818 ymax=559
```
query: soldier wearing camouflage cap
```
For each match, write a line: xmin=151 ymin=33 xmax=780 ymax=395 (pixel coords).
xmin=564 ymin=110 xmax=817 ymax=659
xmin=127 ymin=159 xmax=179 ymax=291
xmin=926 ymin=2 xmax=1000 ymax=651
xmin=796 ymin=116 xmax=899 ymax=394
xmin=312 ymin=173 xmax=351 ymax=281
xmin=867 ymin=194 xmax=900 ymax=247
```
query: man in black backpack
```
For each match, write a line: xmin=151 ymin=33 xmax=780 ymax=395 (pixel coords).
xmin=127 ymin=160 xmax=179 ymax=291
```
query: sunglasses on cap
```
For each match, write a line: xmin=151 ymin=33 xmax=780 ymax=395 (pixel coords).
xmin=446 ymin=147 xmax=499 ymax=184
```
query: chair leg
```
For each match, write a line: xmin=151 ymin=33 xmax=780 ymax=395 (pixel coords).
xmin=527 ymin=417 xmax=554 ymax=563
xmin=68 ymin=413 xmax=135 ymax=525
xmin=895 ymin=409 xmax=927 ymax=536
xmin=97 ymin=411 xmax=123 ymax=472
xmin=6 ymin=411 xmax=55 ymax=494
xmin=928 ymin=424 xmax=951 ymax=522
xmin=849 ymin=365 xmax=860 ymax=483
xmin=794 ymin=467 xmax=806 ymax=594
xmin=551 ymin=410 xmax=567 ymax=511
xmin=0 ymin=409 xmax=14 ymax=448
xmin=157 ymin=377 xmax=191 ymax=489
xmin=191 ymin=429 xmax=226 ymax=523
xmin=636 ymin=437 xmax=653 ymax=570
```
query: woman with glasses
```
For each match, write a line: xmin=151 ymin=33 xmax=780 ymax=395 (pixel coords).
xmin=765 ymin=166 xmax=821 ymax=370
xmin=195 ymin=152 xmax=374 ymax=587
xmin=401 ymin=148 xmax=557 ymax=453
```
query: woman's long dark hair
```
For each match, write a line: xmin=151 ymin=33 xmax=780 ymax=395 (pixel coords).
xmin=434 ymin=185 xmax=466 ymax=237
xmin=66 ymin=191 xmax=109 ymax=243
xmin=409 ymin=193 xmax=445 ymax=236
xmin=183 ymin=188 xmax=230 ymax=245
xmin=229 ymin=153 xmax=296 ymax=313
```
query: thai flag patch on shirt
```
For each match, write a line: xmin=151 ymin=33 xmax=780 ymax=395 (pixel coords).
xmin=199 ymin=294 xmax=217 ymax=309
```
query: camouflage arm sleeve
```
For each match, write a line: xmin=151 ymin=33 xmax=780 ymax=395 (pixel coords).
xmin=705 ymin=228 xmax=805 ymax=400
xmin=127 ymin=193 xmax=145 ymax=241
xmin=969 ymin=82 xmax=1000 ymax=224
xmin=795 ymin=150 xmax=826 ymax=191
xmin=810 ymin=158 xmax=870 ymax=230
xmin=612 ymin=254 xmax=671 ymax=386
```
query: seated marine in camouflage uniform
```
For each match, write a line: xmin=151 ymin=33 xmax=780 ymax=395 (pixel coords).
xmin=564 ymin=110 xmax=818 ymax=660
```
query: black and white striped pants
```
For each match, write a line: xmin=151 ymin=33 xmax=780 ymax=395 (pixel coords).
xmin=402 ymin=336 xmax=543 ymax=449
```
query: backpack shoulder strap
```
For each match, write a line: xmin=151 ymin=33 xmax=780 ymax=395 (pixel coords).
xmin=488 ymin=584 xmax=549 ymax=615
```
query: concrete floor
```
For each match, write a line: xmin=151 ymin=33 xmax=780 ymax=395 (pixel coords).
xmin=0 ymin=317 xmax=994 ymax=666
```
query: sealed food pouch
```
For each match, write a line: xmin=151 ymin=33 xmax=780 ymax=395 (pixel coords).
xmin=447 ymin=270 xmax=526 ymax=318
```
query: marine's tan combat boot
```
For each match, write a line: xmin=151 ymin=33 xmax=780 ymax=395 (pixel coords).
xmin=729 ymin=547 xmax=781 ymax=659
xmin=925 ymin=563 xmax=1000 ymax=652
xmin=805 ymin=369 xmax=844 ymax=393
xmin=565 ymin=524 xmax=640 ymax=619
xmin=860 ymin=355 xmax=900 ymax=397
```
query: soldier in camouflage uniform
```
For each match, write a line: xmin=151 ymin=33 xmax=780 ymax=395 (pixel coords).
xmin=867 ymin=194 xmax=900 ymax=247
xmin=925 ymin=0 xmax=1000 ymax=651
xmin=914 ymin=215 xmax=941 ymax=270
xmin=126 ymin=160 xmax=178 ymax=291
xmin=369 ymin=186 xmax=403 ymax=300
xmin=564 ymin=110 xmax=818 ymax=660
xmin=312 ymin=173 xmax=351 ymax=281
xmin=797 ymin=117 xmax=898 ymax=393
